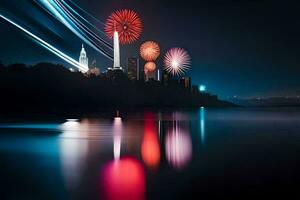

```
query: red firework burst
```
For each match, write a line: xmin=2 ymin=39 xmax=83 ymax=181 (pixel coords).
xmin=140 ymin=41 xmax=160 ymax=61
xmin=105 ymin=9 xmax=142 ymax=44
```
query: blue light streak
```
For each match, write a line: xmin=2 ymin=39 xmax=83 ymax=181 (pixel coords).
xmin=66 ymin=0 xmax=105 ymax=25
xmin=0 ymin=14 xmax=88 ymax=72
xmin=35 ymin=0 xmax=113 ymax=60
xmin=60 ymin=0 xmax=107 ymax=35
xmin=55 ymin=0 xmax=112 ymax=49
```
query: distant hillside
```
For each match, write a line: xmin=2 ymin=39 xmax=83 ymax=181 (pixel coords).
xmin=229 ymin=97 xmax=300 ymax=107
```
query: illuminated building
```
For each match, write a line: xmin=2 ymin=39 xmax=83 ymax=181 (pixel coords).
xmin=162 ymin=70 xmax=178 ymax=86
xmin=79 ymin=44 xmax=89 ymax=72
xmin=191 ymin=85 xmax=200 ymax=93
xmin=91 ymin=58 xmax=97 ymax=68
xmin=127 ymin=57 xmax=140 ymax=80
xmin=86 ymin=59 xmax=101 ymax=76
xmin=87 ymin=67 xmax=101 ymax=76
xmin=179 ymin=77 xmax=191 ymax=89
xmin=162 ymin=70 xmax=171 ymax=85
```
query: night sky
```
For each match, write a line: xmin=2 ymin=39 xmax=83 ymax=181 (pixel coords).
xmin=1 ymin=0 xmax=300 ymax=98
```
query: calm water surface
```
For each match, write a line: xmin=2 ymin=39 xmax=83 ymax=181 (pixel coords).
xmin=0 ymin=108 xmax=299 ymax=199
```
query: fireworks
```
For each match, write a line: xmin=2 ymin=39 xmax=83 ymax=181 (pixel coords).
xmin=163 ymin=48 xmax=191 ymax=76
xmin=140 ymin=41 xmax=160 ymax=61
xmin=144 ymin=62 xmax=156 ymax=73
xmin=105 ymin=9 xmax=142 ymax=44
xmin=140 ymin=41 xmax=160 ymax=78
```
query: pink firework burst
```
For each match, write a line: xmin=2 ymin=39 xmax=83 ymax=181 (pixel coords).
xmin=163 ymin=48 xmax=191 ymax=76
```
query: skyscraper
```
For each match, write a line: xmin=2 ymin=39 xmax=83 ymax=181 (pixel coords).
xmin=127 ymin=57 xmax=140 ymax=80
xmin=162 ymin=70 xmax=171 ymax=85
xmin=180 ymin=77 xmax=191 ymax=89
xmin=79 ymin=44 xmax=89 ymax=72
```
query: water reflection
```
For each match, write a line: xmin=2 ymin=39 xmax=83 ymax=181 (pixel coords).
xmin=141 ymin=113 xmax=160 ymax=169
xmin=60 ymin=119 xmax=86 ymax=139
xmin=200 ymin=107 xmax=206 ymax=145
xmin=113 ymin=117 xmax=122 ymax=160
xmin=3 ymin=112 xmax=195 ymax=198
xmin=100 ymin=158 xmax=145 ymax=200
xmin=165 ymin=114 xmax=192 ymax=170
xmin=59 ymin=119 xmax=89 ymax=190
xmin=1 ymin=109 xmax=300 ymax=199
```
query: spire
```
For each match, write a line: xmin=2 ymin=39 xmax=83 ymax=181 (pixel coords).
xmin=80 ymin=44 xmax=86 ymax=55
xmin=79 ymin=43 xmax=89 ymax=72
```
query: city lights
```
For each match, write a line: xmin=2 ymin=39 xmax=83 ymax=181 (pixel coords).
xmin=199 ymin=85 xmax=206 ymax=92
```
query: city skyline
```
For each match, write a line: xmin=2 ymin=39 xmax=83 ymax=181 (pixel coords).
xmin=1 ymin=0 xmax=300 ymax=98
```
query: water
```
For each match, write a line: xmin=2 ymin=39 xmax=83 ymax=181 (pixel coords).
xmin=0 ymin=108 xmax=299 ymax=199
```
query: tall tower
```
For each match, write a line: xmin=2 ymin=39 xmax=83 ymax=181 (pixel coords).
xmin=79 ymin=44 xmax=89 ymax=72
xmin=113 ymin=31 xmax=122 ymax=70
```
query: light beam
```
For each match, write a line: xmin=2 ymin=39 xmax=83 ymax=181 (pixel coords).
xmin=35 ymin=0 xmax=113 ymax=60
xmin=0 ymin=14 xmax=88 ymax=72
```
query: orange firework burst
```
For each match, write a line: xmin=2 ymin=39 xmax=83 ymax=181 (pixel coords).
xmin=140 ymin=41 xmax=160 ymax=61
xmin=105 ymin=9 xmax=142 ymax=44
xmin=144 ymin=62 xmax=156 ymax=73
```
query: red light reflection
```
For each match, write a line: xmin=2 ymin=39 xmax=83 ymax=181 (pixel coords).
xmin=141 ymin=113 xmax=160 ymax=168
xmin=100 ymin=157 xmax=145 ymax=200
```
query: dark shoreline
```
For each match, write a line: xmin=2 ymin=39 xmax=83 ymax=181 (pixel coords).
xmin=0 ymin=62 xmax=234 ymax=115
